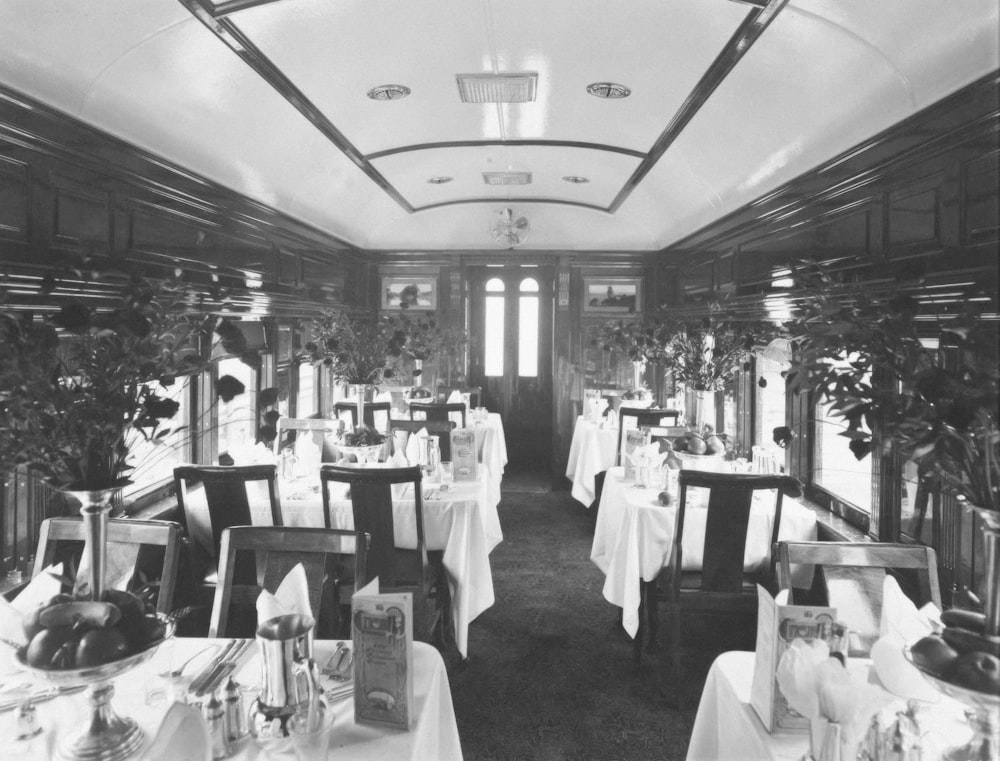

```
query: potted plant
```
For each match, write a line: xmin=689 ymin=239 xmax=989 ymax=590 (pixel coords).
xmin=784 ymin=263 xmax=999 ymax=629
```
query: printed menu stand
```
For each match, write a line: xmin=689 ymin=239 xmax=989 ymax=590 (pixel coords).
xmin=750 ymin=585 xmax=837 ymax=734
xmin=450 ymin=429 xmax=478 ymax=481
xmin=352 ymin=578 xmax=414 ymax=730
xmin=623 ymin=428 xmax=650 ymax=481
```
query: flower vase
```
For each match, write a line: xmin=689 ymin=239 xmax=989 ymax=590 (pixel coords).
xmin=690 ymin=390 xmax=716 ymax=435
xmin=973 ymin=507 xmax=1000 ymax=637
xmin=413 ymin=358 xmax=424 ymax=386
xmin=350 ymin=384 xmax=376 ymax=429
xmin=64 ymin=485 xmax=120 ymax=601
xmin=632 ymin=360 xmax=645 ymax=393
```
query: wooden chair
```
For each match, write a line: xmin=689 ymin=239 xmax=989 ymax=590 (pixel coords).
xmin=209 ymin=525 xmax=369 ymax=639
xmin=390 ymin=419 xmax=456 ymax=460
xmin=409 ymin=400 xmax=467 ymax=429
xmin=173 ymin=465 xmax=282 ymax=562
xmin=333 ymin=401 xmax=392 ymax=434
xmin=615 ymin=408 xmax=682 ymax=466
xmin=775 ymin=541 xmax=941 ymax=655
xmin=318 ymin=464 xmax=446 ymax=644
xmin=657 ymin=470 xmax=800 ymax=674
xmin=32 ymin=516 xmax=183 ymax=614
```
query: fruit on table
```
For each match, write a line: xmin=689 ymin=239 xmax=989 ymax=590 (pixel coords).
xmin=951 ymin=651 xmax=1000 ymax=694
xmin=26 ymin=625 xmax=78 ymax=669
xmin=940 ymin=609 xmax=987 ymax=634
xmin=687 ymin=435 xmax=708 ymax=455
xmin=942 ymin=626 xmax=1000 ymax=659
xmin=22 ymin=593 xmax=72 ymax=641
xmin=910 ymin=634 xmax=959 ymax=678
xmin=705 ymin=435 xmax=725 ymax=455
xmin=39 ymin=601 xmax=121 ymax=630
xmin=76 ymin=627 xmax=129 ymax=667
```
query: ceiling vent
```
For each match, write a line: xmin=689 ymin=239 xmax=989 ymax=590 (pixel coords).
xmin=456 ymin=72 xmax=537 ymax=103
xmin=483 ymin=171 xmax=532 ymax=186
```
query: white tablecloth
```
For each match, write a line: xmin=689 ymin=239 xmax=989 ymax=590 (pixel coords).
xmin=686 ymin=651 xmax=970 ymax=761
xmin=590 ymin=467 xmax=818 ymax=638
xmin=278 ymin=468 xmax=501 ymax=659
xmin=0 ymin=638 xmax=462 ymax=761
xmin=565 ymin=416 xmax=618 ymax=506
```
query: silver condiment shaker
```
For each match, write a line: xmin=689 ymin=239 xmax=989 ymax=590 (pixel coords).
xmin=223 ymin=677 xmax=247 ymax=742
xmin=203 ymin=693 xmax=231 ymax=760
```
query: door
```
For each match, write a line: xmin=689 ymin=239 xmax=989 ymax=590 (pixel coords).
xmin=468 ymin=266 xmax=554 ymax=477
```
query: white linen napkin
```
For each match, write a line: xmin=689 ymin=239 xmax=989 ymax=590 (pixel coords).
xmin=256 ymin=562 xmax=312 ymax=625
xmin=0 ymin=563 xmax=64 ymax=646
xmin=375 ymin=390 xmax=393 ymax=403
xmin=405 ymin=427 xmax=429 ymax=464
xmin=879 ymin=575 xmax=940 ymax=640
xmin=447 ymin=390 xmax=463 ymax=403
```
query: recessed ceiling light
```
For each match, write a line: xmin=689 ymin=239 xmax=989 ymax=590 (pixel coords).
xmin=586 ymin=82 xmax=631 ymax=99
xmin=562 ymin=176 xmax=589 ymax=184
xmin=367 ymin=84 xmax=411 ymax=101
xmin=427 ymin=176 xmax=453 ymax=184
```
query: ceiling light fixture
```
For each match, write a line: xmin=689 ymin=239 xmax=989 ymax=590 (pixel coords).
xmin=586 ymin=82 xmax=631 ymax=99
xmin=366 ymin=84 xmax=411 ymax=101
xmin=456 ymin=72 xmax=537 ymax=103
xmin=483 ymin=171 xmax=532 ymax=186
xmin=427 ymin=176 xmax=453 ymax=184
xmin=490 ymin=208 xmax=530 ymax=249
xmin=562 ymin=176 xmax=589 ymax=184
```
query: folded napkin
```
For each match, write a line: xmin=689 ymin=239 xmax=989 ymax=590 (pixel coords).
xmin=0 ymin=563 xmax=63 ymax=646
xmin=405 ymin=427 xmax=429 ymax=464
xmin=879 ymin=575 xmax=940 ymax=640
xmin=625 ymin=442 xmax=667 ymax=468
xmin=257 ymin=562 xmax=312 ymax=625
xmin=447 ymin=390 xmax=463 ymax=404
xmin=375 ymin=390 xmax=393 ymax=403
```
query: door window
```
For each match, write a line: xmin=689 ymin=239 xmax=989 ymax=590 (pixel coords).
xmin=485 ymin=277 xmax=505 ymax=377
xmin=518 ymin=277 xmax=539 ymax=377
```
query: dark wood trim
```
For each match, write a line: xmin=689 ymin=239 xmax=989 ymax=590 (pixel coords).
xmin=366 ymin=139 xmax=647 ymax=161
xmin=609 ymin=0 xmax=790 ymax=212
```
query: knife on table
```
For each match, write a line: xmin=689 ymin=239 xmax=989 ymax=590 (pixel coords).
xmin=187 ymin=639 xmax=239 ymax=695
xmin=194 ymin=639 xmax=254 ymax=697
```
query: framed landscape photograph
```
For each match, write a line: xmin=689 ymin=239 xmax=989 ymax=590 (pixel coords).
xmin=381 ymin=275 xmax=437 ymax=311
xmin=582 ymin=277 xmax=641 ymax=313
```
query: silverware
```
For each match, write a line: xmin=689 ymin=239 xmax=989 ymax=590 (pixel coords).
xmin=0 ymin=684 xmax=86 ymax=712
xmin=187 ymin=640 xmax=239 ymax=695
xmin=194 ymin=639 xmax=254 ymax=697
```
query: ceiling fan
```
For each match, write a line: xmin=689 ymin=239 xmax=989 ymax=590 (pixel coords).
xmin=490 ymin=208 xmax=530 ymax=249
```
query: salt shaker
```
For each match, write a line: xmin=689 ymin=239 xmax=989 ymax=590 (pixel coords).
xmin=204 ymin=693 xmax=232 ymax=759
xmin=223 ymin=677 xmax=247 ymax=742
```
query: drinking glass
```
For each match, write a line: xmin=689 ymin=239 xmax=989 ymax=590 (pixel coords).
xmin=439 ymin=461 xmax=454 ymax=486
xmin=288 ymin=703 xmax=334 ymax=761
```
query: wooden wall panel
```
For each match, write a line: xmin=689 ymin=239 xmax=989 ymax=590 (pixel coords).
xmin=0 ymin=154 xmax=28 ymax=241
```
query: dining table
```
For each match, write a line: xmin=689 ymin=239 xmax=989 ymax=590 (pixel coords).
xmin=564 ymin=415 xmax=618 ymax=507
xmin=685 ymin=650 xmax=971 ymax=761
xmin=590 ymin=466 xmax=819 ymax=638
xmin=0 ymin=636 xmax=463 ymax=760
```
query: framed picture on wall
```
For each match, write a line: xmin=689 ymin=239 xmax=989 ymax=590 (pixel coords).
xmin=381 ymin=275 xmax=437 ymax=311
xmin=582 ymin=277 xmax=641 ymax=313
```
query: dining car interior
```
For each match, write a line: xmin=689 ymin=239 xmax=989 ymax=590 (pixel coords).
xmin=0 ymin=1 xmax=999 ymax=760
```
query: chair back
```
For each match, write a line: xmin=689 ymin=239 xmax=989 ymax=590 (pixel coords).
xmin=33 ymin=517 xmax=183 ymax=614
xmin=390 ymin=419 xmax=456 ymax=460
xmin=775 ymin=541 xmax=941 ymax=653
xmin=333 ymin=401 xmax=392 ymax=434
xmin=209 ymin=525 xmax=369 ymax=638
xmin=616 ymin=408 xmax=683 ymax=466
xmin=675 ymin=470 xmax=799 ymax=594
xmin=174 ymin=465 xmax=282 ymax=560
xmin=409 ymin=400 xmax=466 ymax=428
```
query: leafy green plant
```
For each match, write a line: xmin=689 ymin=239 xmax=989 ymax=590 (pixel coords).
xmin=306 ymin=310 xmax=405 ymax=385
xmin=785 ymin=264 xmax=999 ymax=512
xmin=592 ymin=317 xmax=671 ymax=364
xmin=0 ymin=268 xmax=232 ymax=490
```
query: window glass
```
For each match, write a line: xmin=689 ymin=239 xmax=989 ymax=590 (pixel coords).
xmin=518 ymin=278 xmax=538 ymax=377
xmin=297 ymin=362 xmax=316 ymax=417
xmin=123 ymin=377 xmax=191 ymax=498
xmin=755 ymin=353 xmax=789 ymax=463
xmin=485 ymin=278 xmax=505 ymax=377
xmin=813 ymin=354 xmax=872 ymax=512
xmin=217 ymin=357 xmax=257 ymax=460
xmin=900 ymin=340 xmax=938 ymax=543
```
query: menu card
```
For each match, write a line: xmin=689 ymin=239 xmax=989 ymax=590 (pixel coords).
xmin=622 ymin=429 xmax=650 ymax=481
xmin=352 ymin=578 xmax=414 ymax=730
xmin=750 ymin=585 xmax=836 ymax=734
xmin=450 ymin=428 xmax=478 ymax=481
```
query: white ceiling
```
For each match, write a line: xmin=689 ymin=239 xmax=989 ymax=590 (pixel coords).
xmin=1 ymin=0 xmax=997 ymax=253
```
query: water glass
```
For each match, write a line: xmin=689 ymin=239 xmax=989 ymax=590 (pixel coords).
xmin=288 ymin=704 xmax=334 ymax=761
xmin=439 ymin=461 xmax=454 ymax=486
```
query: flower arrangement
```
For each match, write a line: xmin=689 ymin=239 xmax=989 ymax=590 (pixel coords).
xmin=341 ymin=423 xmax=385 ymax=446
xmin=784 ymin=265 xmax=999 ymax=512
xmin=664 ymin=318 xmax=773 ymax=392
xmin=592 ymin=317 xmax=671 ymax=364
xmin=0 ymin=269 xmax=232 ymax=491
xmin=306 ymin=310 xmax=406 ymax=385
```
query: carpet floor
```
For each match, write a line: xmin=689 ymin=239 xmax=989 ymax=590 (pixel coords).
xmin=439 ymin=486 xmax=758 ymax=761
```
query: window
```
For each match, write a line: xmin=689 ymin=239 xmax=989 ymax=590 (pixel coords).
xmin=755 ymin=351 xmax=789 ymax=461
xmin=123 ymin=376 xmax=191 ymax=500
xmin=217 ymin=356 xmax=257 ymax=460
xmin=484 ymin=277 xmax=505 ymax=377
xmin=297 ymin=362 xmax=316 ymax=417
xmin=518 ymin=277 xmax=539 ymax=377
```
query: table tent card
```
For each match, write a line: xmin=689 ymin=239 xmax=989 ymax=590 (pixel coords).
xmin=622 ymin=429 xmax=650 ymax=481
xmin=450 ymin=429 xmax=478 ymax=481
xmin=750 ymin=586 xmax=836 ymax=734
xmin=352 ymin=578 xmax=414 ymax=730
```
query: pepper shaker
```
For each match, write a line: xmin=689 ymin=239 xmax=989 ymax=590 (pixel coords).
xmin=223 ymin=677 xmax=247 ymax=742
xmin=204 ymin=693 xmax=232 ymax=760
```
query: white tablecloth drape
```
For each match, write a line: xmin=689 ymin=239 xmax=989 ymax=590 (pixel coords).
xmin=590 ymin=467 xmax=818 ymax=638
xmin=0 ymin=638 xmax=463 ymax=761
xmin=686 ymin=651 xmax=970 ymax=761
xmin=565 ymin=417 xmax=618 ymax=506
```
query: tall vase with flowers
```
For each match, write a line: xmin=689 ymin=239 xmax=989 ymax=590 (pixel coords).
xmin=593 ymin=317 xmax=670 ymax=402
xmin=306 ymin=310 xmax=405 ymax=449
xmin=386 ymin=313 xmax=448 ymax=389
xmin=784 ymin=262 xmax=999 ymax=628
xmin=0 ymin=265 xmax=234 ymax=760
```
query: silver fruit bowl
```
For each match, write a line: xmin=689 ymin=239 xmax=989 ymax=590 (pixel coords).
xmin=15 ymin=613 xmax=175 ymax=761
